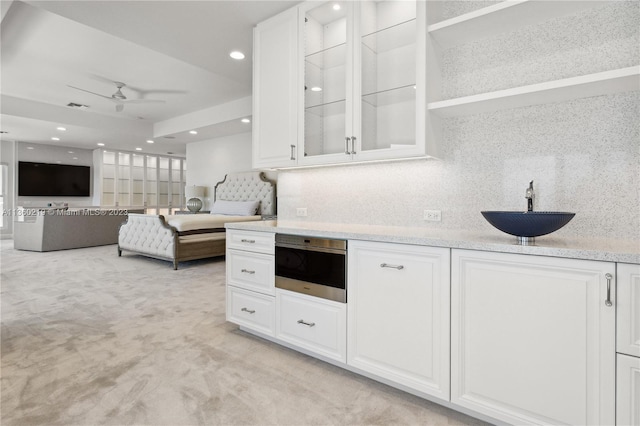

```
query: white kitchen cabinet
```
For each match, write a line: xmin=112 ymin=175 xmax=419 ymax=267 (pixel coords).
xmin=227 ymin=286 xmax=276 ymax=337
xmin=347 ymin=240 xmax=450 ymax=399
xmin=298 ymin=0 xmax=430 ymax=166
xmin=252 ymin=7 xmax=299 ymax=169
xmin=451 ymin=249 xmax=616 ymax=426
xmin=617 ymin=263 xmax=640 ymax=358
xmin=252 ymin=0 xmax=433 ymax=169
xmin=616 ymin=263 xmax=640 ymax=426
xmin=226 ymin=250 xmax=275 ymax=296
xmin=617 ymin=353 xmax=640 ymax=426
xmin=276 ymin=288 xmax=346 ymax=363
xmin=226 ymin=229 xmax=276 ymax=335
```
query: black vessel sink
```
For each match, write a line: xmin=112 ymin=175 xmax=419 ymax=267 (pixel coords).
xmin=481 ymin=211 xmax=576 ymax=243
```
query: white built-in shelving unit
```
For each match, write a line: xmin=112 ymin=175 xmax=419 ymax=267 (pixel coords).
xmin=426 ymin=0 xmax=640 ymax=119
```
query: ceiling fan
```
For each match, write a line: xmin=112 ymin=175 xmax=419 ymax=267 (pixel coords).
xmin=68 ymin=82 xmax=166 ymax=112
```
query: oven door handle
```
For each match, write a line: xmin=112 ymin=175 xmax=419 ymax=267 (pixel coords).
xmin=275 ymin=242 xmax=346 ymax=255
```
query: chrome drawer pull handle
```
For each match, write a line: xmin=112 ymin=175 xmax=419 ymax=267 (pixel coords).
xmin=290 ymin=144 xmax=296 ymax=161
xmin=241 ymin=307 xmax=256 ymax=314
xmin=605 ymin=273 xmax=613 ymax=307
xmin=241 ymin=269 xmax=255 ymax=274
xmin=351 ymin=136 xmax=357 ymax=154
xmin=297 ymin=319 xmax=315 ymax=327
xmin=241 ymin=239 xmax=256 ymax=243
xmin=345 ymin=137 xmax=351 ymax=155
xmin=380 ymin=263 xmax=404 ymax=270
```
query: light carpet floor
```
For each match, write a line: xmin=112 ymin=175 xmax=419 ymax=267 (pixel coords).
xmin=1 ymin=240 xmax=489 ymax=426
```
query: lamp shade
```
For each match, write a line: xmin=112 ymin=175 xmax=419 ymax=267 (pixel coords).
xmin=185 ymin=185 xmax=205 ymax=199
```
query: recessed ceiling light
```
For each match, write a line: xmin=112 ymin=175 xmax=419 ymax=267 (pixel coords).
xmin=27 ymin=147 xmax=34 ymax=150
xmin=72 ymin=157 xmax=78 ymax=160
xmin=333 ymin=4 xmax=341 ymax=10
xmin=135 ymin=147 xmax=142 ymax=151
xmin=241 ymin=118 xmax=251 ymax=123
xmin=230 ymin=51 xmax=245 ymax=60
xmin=97 ymin=143 xmax=105 ymax=146
xmin=146 ymin=140 xmax=154 ymax=144
xmin=51 ymin=137 xmax=60 ymax=141
xmin=310 ymin=86 xmax=323 ymax=92
xmin=68 ymin=151 xmax=74 ymax=154
xmin=189 ymin=130 xmax=198 ymax=135
xmin=57 ymin=127 xmax=67 ymax=131
xmin=56 ymin=161 xmax=62 ymax=163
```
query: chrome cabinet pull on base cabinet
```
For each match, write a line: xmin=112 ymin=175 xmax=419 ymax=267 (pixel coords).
xmin=381 ymin=263 xmax=404 ymax=270
xmin=297 ymin=319 xmax=316 ymax=327
xmin=605 ymin=273 xmax=613 ymax=306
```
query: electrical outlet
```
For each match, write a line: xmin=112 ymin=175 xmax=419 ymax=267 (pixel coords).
xmin=423 ymin=209 xmax=441 ymax=222
xmin=296 ymin=207 xmax=308 ymax=217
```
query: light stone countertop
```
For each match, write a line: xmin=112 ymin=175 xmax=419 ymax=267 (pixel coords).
xmin=226 ymin=220 xmax=640 ymax=264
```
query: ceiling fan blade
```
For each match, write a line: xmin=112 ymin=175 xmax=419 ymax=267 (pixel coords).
xmin=67 ymin=85 xmax=112 ymax=100
xmin=120 ymin=99 xmax=166 ymax=104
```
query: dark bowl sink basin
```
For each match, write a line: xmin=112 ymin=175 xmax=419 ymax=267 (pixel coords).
xmin=481 ymin=211 xmax=576 ymax=240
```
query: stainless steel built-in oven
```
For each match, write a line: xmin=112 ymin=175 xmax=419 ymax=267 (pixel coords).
xmin=275 ymin=234 xmax=347 ymax=303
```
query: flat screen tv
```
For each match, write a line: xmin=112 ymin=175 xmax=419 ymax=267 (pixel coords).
xmin=18 ymin=161 xmax=91 ymax=197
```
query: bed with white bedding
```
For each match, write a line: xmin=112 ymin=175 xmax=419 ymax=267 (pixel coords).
xmin=117 ymin=171 xmax=275 ymax=269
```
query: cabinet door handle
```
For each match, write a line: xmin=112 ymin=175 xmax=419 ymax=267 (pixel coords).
xmin=241 ymin=307 xmax=256 ymax=314
xmin=240 ymin=239 xmax=255 ymax=243
xmin=605 ymin=273 xmax=613 ymax=307
xmin=351 ymin=136 xmax=357 ymax=154
xmin=297 ymin=319 xmax=316 ymax=327
xmin=380 ymin=263 xmax=404 ymax=270
xmin=241 ymin=269 xmax=255 ymax=275
xmin=290 ymin=144 xmax=296 ymax=161
xmin=345 ymin=137 xmax=351 ymax=155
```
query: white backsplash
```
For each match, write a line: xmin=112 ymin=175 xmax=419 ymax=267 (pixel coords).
xmin=277 ymin=92 xmax=639 ymax=240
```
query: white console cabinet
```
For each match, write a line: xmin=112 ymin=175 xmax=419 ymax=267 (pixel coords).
xmin=616 ymin=263 xmax=640 ymax=425
xmin=451 ymin=249 xmax=616 ymax=425
xmin=347 ymin=240 xmax=450 ymax=399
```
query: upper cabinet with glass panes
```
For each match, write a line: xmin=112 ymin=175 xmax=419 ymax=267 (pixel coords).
xmin=298 ymin=0 xmax=431 ymax=166
xmin=252 ymin=0 xmax=437 ymax=169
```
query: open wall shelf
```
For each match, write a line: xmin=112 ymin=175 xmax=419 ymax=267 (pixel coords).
xmin=428 ymin=0 xmax=614 ymax=49
xmin=428 ymin=66 xmax=640 ymax=118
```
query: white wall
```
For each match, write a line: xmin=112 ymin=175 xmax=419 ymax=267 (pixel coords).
xmin=186 ymin=132 xmax=277 ymax=210
xmin=0 ymin=140 xmax=15 ymax=238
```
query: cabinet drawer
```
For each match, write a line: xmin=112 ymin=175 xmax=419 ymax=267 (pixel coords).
xmin=227 ymin=286 xmax=275 ymax=336
xmin=276 ymin=289 xmax=346 ymax=363
xmin=226 ymin=229 xmax=274 ymax=254
xmin=227 ymin=249 xmax=274 ymax=295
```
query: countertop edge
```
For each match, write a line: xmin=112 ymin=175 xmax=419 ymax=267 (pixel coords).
xmin=226 ymin=221 xmax=640 ymax=265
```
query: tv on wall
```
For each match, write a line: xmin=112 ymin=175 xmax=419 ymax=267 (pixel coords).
xmin=18 ymin=161 xmax=91 ymax=197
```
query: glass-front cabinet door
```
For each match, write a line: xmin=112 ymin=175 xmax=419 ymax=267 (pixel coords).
xmin=356 ymin=0 xmax=423 ymax=159
xmin=300 ymin=1 xmax=353 ymax=165
xmin=298 ymin=0 xmax=424 ymax=165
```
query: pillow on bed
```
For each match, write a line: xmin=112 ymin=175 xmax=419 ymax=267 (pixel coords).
xmin=211 ymin=200 xmax=260 ymax=216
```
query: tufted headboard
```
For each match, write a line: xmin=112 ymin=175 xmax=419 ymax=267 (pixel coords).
xmin=214 ymin=171 xmax=276 ymax=216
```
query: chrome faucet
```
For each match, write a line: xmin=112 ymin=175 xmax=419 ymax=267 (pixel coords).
xmin=525 ymin=180 xmax=535 ymax=212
